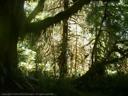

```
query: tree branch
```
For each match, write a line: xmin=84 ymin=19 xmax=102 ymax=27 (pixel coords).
xmin=27 ymin=0 xmax=119 ymax=34
xmin=27 ymin=0 xmax=45 ymax=22
xmin=27 ymin=0 xmax=91 ymax=33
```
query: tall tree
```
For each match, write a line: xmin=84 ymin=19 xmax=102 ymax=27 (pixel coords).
xmin=58 ymin=0 xmax=69 ymax=78
xmin=0 ymin=0 xmax=25 ymax=89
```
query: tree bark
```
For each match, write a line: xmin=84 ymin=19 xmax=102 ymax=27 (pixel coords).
xmin=0 ymin=0 xmax=25 ymax=91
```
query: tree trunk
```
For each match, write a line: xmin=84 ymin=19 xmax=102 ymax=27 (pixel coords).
xmin=58 ymin=0 xmax=69 ymax=78
xmin=0 ymin=13 xmax=18 ymax=92
xmin=0 ymin=0 xmax=25 ymax=91
xmin=75 ymin=62 xmax=106 ymax=90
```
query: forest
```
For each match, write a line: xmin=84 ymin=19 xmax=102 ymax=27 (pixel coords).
xmin=0 ymin=0 xmax=128 ymax=96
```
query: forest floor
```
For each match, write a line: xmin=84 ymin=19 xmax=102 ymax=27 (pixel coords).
xmin=1 ymin=73 xmax=128 ymax=96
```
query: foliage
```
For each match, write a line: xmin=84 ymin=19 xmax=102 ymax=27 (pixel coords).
xmin=0 ymin=0 xmax=128 ymax=95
